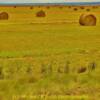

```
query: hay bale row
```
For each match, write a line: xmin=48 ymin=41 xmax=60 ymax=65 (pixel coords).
xmin=79 ymin=14 xmax=96 ymax=26
xmin=0 ymin=12 xmax=9 ymax=20
xmin=0 ymin=11 xmax=97 ymax=27
xmin=11 ymin=6 xmax=99 ymax=11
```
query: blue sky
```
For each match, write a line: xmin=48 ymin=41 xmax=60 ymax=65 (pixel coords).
xmin=0 ymin=0 xmax=100 ymax=3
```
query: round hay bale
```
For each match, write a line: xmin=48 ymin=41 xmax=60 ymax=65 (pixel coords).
xmin=59 ymin=6 xmax=63 ymax=9
xmin=30 ymin=6 xmax=33 ymax=9
xmin=46 ymin=6 xmax=50 ymax=9
xmin=86 ymin=9 xmax=90 ymax=11
xmin=79 ymin=14 xmax=96 ymax=26
xmin=14 ymin=6 xmax=17 ymax=8
xmin=0 ymin=12 xmax=9 ymax=20
xmin=68 ymin=6 xmax=71 ymax=8
xmin=36 ymin=10 xmax=46 ymax=17
xmin=80 ymin=6 xmax=84 ymax=9
xmin=74 ymin=8 xmax=78 ymax=11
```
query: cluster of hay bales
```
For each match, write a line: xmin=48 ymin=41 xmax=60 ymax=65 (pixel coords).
xmin=36 ymin=10 xmax=46 ymax=17
xmin=79 ymin=14 xmax=96 ymax=26
xmin=0 ymin=12 xmax=9 ymax=20
xmin=72 ymin=6 xmax=99 ymax=12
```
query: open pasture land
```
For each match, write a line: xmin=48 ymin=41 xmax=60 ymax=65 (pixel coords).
xmin=0 ymin=5 xmax=100 ymax=100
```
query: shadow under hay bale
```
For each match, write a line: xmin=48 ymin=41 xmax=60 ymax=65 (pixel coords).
xmin=0 ymin=12 xmax=9 ymax=20
xmin=79 ymin=14 xmax=96 ymax=26
xmin=36 ymin=10 xmax=46 ymax=17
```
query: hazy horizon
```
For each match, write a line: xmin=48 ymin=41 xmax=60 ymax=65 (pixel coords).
xmin=0 ymin=0 xmax=100 ymax=4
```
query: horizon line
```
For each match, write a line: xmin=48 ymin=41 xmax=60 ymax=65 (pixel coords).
xmin=0 ymin=2 xmax=100 ymax=6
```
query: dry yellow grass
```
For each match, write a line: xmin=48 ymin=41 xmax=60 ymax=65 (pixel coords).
xmin=0 ymin=5 xmax=100 ymax=100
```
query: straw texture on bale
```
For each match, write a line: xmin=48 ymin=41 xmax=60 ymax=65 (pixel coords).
xmin=79 ymin=14 xmax=96 ymax=26
xmin=36 ymin=10 xmax=46 ymax=17
xmin=0 ymin=12 xmax=9 ymax=20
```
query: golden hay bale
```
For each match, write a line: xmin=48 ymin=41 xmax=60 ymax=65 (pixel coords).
xmin=36 ymin=10 xmax=46 ymax=17
xmin=68 ymin=6 xmax=71 ymax=8
xmin=79 ymin=14 xmax=96 ymax=26
xmin=80 ymin=6 xmax=85 ymax=9
xmin=0 ymin=12 xmax=9 ymax=20
xmin=30 ymin=6 xmax=33 ymax=9
xmin=86 ymin=9 xmax=90 ymax=11
xmin=74 ymin=8 xmax=78 ymax=11
xmin=14 ymin=6 xmax=17 ymax=8
xmin=59 ymin=6 xmax=63 ymax=9
xmin=46 ymin=6 xmax=50 ymax=9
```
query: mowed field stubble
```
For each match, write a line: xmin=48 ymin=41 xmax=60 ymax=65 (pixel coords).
xmin=0 ymin=5 xmax=100 ymax=100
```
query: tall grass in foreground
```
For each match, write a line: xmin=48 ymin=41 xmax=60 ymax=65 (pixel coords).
xmin=0 ymin=58 xmax=99 ymax=100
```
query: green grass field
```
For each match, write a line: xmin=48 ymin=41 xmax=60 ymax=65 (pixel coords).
xmin=0 ymin=7 xmax=100 ymax=99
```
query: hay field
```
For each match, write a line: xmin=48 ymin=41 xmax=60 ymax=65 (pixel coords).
xmin=0 ymin=5 xmax=100 ymax=100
